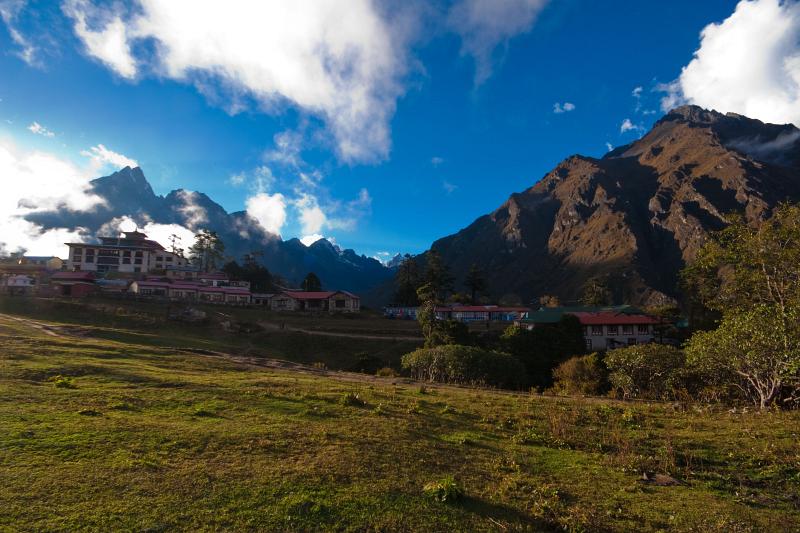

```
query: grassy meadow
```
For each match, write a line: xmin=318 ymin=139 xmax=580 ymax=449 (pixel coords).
xmin=0 ymin=299 xmax=799 ymax=531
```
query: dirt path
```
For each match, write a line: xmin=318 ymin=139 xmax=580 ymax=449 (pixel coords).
xmin=258 ymin=320 xmax=422 ymax=341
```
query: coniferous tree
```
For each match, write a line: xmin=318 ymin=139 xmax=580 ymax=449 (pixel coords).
xmin=464 ymin=263 xmax=488 ymax=304
xmin=394 ymin=254 xmax=420 ymax=306
xmin=302 ymin=272 xmax=322 ymax=292
xmin=424 ymin=250 xmax=454 ymax=302
xmin=188 ymin=229 xmax=225 ymax=272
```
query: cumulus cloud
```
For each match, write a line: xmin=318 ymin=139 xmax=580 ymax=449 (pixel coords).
xmin=299 ymin=233 xmax=325 ymax=247
xmin=63 ymin=0 xmax=409 ymax=162
xmin=246 ymin=192 xmax=287 ymax=237
xmin=0 ymin=139 xmax=104 ymax=256
xmin=27 ymin=121 xmax=54 ymax=137
xmin=553 ymin=102 xmax=575 ymax=114
xmin=98 ymin=215 xmax=196 ymax=253
xmin=620 ymin=118 xmax=643 ymax=134
xmin=605 ymin=142 xmax=614 ymax=152
xmin=448 ymin=0 xmax=548 ymax=85
xmin=80 ymin=144 xmax=138 ymax=171
xmin=228 ymin=173 xmax=245 ymax=187
xmin=662 ymin=0 xmax=800 ymax=125
xmin=62 ymin=0 xmax=137 ymax=79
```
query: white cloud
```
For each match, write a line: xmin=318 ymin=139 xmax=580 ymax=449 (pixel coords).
xmin=0 ymin=0 xmax=40 ymax=66
xmin=246 ymin=192 xmax=287 ymax=237
xmin=448 ymin=0 xmax=548 ymax=85
xmin=431 ymin=156 xmax=445 ymax=167
xmin=632 ymin=86 xmax=643 ymax=98
xmin=663 ymin=0 xmax=800 ymax=125
xmin=27 ymin=121 xmax=54 ymax=137
xmin=605 ymin=142 xmax=614 ymax=152
xmin=80 ymin=144 xmax=138 ymax=171
xmin=62 ymin=0 xmax=137 ymax=79
xmin=98 ymin=215 xmax=195 ymax=253
xmin=553 ymin=101 xmax=575 ymax=113
xmin=300 ymin=233 xmax=325 ymax=247
xmin=443 ymin=180 xmax=457 ymax=194
xmin=228 ymin=173 xmax=245 ymax=187
xmin=173 ymin=190 xmax=208 ymax=229
xmin=293 ymin=193 xmax=327 ymax=235
xmin=64 ymin=0 xmax=409 ymax=162
xmin=620 ymin=118 xmax=643 ymax=134
xmin=0 ymin=139 xmax=105 ymax=257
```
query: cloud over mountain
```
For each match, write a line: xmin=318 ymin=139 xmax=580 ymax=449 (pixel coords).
xmin=665 ymin=0 xmax=800 ymax=126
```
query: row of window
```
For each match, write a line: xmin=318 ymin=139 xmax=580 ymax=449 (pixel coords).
xmin=588 ymin=324 xmax=649 ymax=336
xmin=585 ymin=338 xmax=639 ymax=350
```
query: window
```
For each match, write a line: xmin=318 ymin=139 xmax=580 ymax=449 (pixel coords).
xmin=166 ymin=256 xmax=173 ymax=262
xmin=585 ymin=339 xmax=592 ymax=351
xmin=637 ymin=324 xmax=649 ymax=334
xmin=85 ymin=249 xmax=94 ymax=263
xmin=591 ymin=325 xmax=603 ymax=336
xmin=628 ymin=338 xmax=637 ymax=346
xmin=607 ymin=325 xmax=618 ymax=335
xmin=622 ymin=324 xmax=633 ymax=335
xmin=335 ymin=299 xmax=346 ymax=308
xmin=134 ymin=267 xmax=141 ymax=273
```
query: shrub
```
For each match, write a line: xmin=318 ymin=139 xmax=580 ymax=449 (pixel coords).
xmin=551 ymin=352 xmax=608 ymax=396
xmin=376 ymin=367 xmax=398 ymax=378
xmin=339 ymin=392 xmax=365 ymax=407
xmin=605 ymin=344 xmax=687 ymax=400
xmin=51 ymin=375 xmax=76 ymax=389
xmin=423 ymin=475 xmax=464 ymax=503
xmin=401 ymin=345 xmax=526 ymax=388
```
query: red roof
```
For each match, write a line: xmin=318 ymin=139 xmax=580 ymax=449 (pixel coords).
xmin=573 ymin=312 xmax=659 ymax=325
xmin=51 ymin=272 xmax=95 ymax=281
xmin=448 ymin=306 xmax=530 ymax=312
xmin=135 ymin=281 xmax=171 ymax=288
xmin=283 ymin=291 xmax=337 ymax=299
xmin=199 ymin=272 xmax=229 ymax=280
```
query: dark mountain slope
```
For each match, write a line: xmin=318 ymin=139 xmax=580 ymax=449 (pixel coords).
xmin=421 ymin=106 xmax=800 ymax=306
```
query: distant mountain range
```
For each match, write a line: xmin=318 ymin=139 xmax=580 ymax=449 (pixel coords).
xmin=26 ymin=167 xmax=393 ymax=295
xmin=407 ymin=105 xmax=800 ymax=307
xmin=25 ymin=105 xmax=800 ymax=307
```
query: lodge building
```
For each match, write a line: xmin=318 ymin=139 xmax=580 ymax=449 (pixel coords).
xmin=65 ymin=230 xmax=189 ymax=274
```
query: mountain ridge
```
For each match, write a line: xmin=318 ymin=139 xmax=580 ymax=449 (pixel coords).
xmin=405 ymin=105 xmax=800 ymax=307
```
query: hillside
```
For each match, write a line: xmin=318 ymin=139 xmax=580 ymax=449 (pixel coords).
xmin=25 ymin=167 xmax=392 ymax=294
xmin=423 ymin=106 xmax=800 ymax=307
xmin=1 ymin=308 xmax=798 ymax=531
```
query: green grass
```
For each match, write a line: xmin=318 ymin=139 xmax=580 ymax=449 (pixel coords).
xmin=0 ymin=311 xmax=799 ymax=531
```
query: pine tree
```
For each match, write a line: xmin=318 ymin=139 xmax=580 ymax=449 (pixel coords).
xmin=464 ymin=263 xmax=488 ymax=304
xmin=302 ymin=272 xmax=322 ymax=292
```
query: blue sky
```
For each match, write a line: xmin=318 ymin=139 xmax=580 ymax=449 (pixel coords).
xmin=1 ymin=0 xmax=798 ymax=261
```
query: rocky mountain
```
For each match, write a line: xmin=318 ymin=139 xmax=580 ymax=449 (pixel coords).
xmin=26 ymin=167 xmax=392 ymax=295
xmin=419 ymin=106 xmax=800 ymax=307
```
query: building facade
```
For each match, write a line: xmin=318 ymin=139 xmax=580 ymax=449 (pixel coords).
xmin=66 ymin=231 xmax=189 ymax=275
xmin=270 ymin=291 xmax=360 ymax=313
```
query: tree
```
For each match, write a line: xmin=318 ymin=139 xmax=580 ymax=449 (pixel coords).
xmin=223 ymin=254 xmax=275 ymax=293
xmin=500 ymin=315 xmax=586 ymax=389
xmin=424 ymin=250 xmax=454 ymax=301
xmin=464 ymin=263 xmax=488 ymax=304
xmin=302 ymin=272 xmax=322 ymax=292
xmin=552 ymin=352 xmax=608 ymax=396
xmin=188 ymin=229 xmax=225 ymax=272
xmin=605 ymin=344 xmax=687 ymax=400
xmin=539 ymin=294 xmax=561 ymax=308
xmin=685 ymin=305 xmax=800 ymax=409
xmin=394 ymin=254 xmax=420 ymax=306
xmin=401 ymin=345 xmax=526 ymax=389
xmin=581 ymin=276 xmax=611 ymax=306
xmin=682 ymin=203 xmax=800 ymax=407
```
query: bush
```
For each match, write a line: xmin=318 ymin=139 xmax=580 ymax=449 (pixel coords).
xmin=51 ymin=375 xmax=76 ymax=389
xmin=375 ymin=367 xmax=398 ymax=378
xmin=423 ymin=475 xmax=464 ymax=503
xmin=339 ymin=392 xmax=365 ymax=407
xmin=605 ymin=344 xmax=687 ymax=400
xmin=551 ymin=352 xmax=608 ymax=396
xmin=401 ymin=345 xmax=526 ymax=389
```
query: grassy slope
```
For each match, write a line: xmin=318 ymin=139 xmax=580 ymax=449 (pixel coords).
xmin=1 ymin=314 xmax=798 ymax=531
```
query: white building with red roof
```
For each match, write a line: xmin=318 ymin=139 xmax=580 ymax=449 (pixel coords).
xmin=270 ymin=290 xmax=360 ymax=313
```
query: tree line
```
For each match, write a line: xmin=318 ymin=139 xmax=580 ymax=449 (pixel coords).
xmin=394 ymin=250 xmax=487 ymax=306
